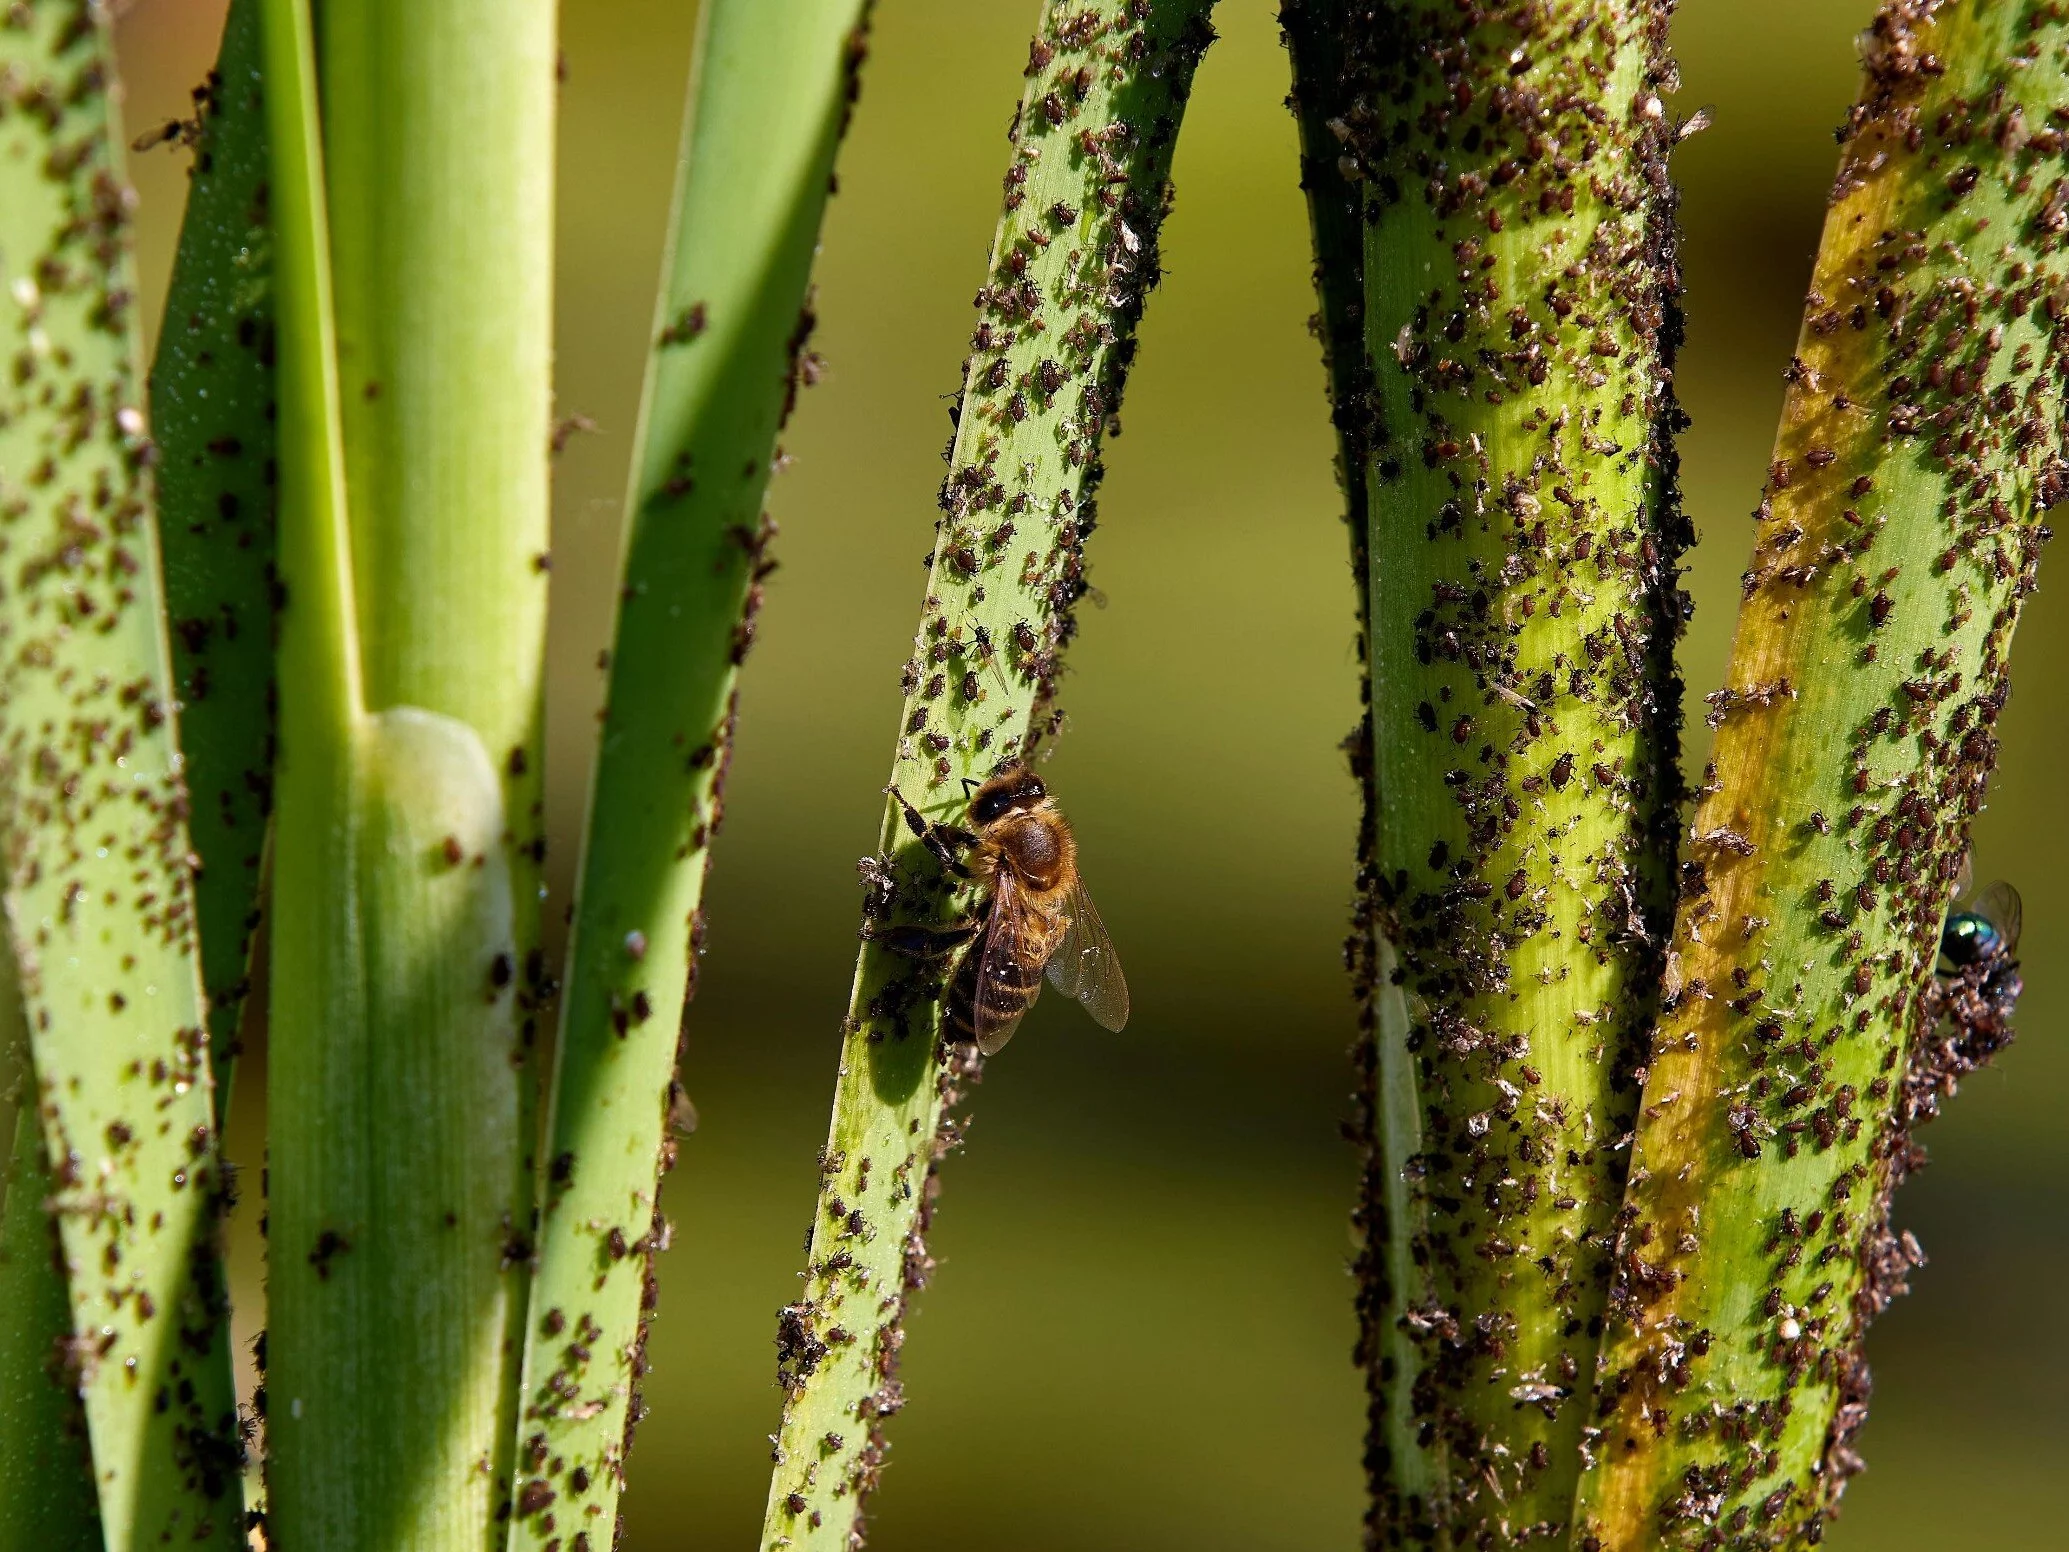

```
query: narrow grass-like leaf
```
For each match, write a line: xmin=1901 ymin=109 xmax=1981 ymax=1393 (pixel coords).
xmin=1577 ymin=5 xmax=2063 ymax=1544
xmin=257 ymin=0 xmax=554 ymax=1546
xmin=757 ymin=6 xmax=1218 ymax=1548
xmin=1333 ymin=2 xmax=1687 ymax=1539
xmin=508 ymin=3 xmax=872 ymax=1545
xmin=1 ymin=1001 xmax=98 ymax=1552
xmin=1278 ymin=0 xmax=1389 ymax=1526
xmin=0 ymin=4 xmax=242 ymax=1546
xmin=147 ymin=0 xmax=273 ymax=1115
xmin=1280 ymin=0 xmax=1374 ymax=520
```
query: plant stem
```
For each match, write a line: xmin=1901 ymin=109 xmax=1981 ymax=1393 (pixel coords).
xmin=506 ymin=2 xmax=872 ymax=1546
xmin=258 ymin=0 xmax=552 ymax=1546
xmin=147 ymin=0 xmax=274 ymax=1118
xmin=317 ymin=0 xmax=554 ymax=928
xmin=1577 ymin=4 xmax=2062 ymax=1545
xmin=757 ymin=6 xmax=1218 ymax=1548
xmin=0 ymin=4 xmax=245 ymax=1547
xmin=1334 ymin=2 xmax=1687 ymax=1540
xmin=1281 ymin=0 xmax=1375 ymax=518
xmin=1279 ymin=0 xmax=1388 ymax=1530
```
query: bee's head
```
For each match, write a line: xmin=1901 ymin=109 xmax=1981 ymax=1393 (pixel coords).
xmin=967 ymin=766 xmax=1047 ymax=825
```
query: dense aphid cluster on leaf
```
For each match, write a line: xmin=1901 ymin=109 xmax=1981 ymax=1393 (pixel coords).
xmin=1 ymin=1 xmax=2053 ymax=1548
xmin=1578 ymin=3 xmax=2058 ymax=1547
xmin=1281 ymin=0 xmax=1396 ymax=1525
xmin=761 ymin=6 xmax=1215 ymax=1548
xmin=0 ymin=3 xmax=244 ymax=1543
xmin=1288 ymin=2 xmax=2050 ymax=1549
xmin=1288 ymin=2 xmax=1691 ymax=1544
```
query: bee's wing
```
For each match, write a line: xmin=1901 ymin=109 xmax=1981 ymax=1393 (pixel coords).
xmin=1047 ymin=875 xmax=1129 ymax=1033
xmin=972 ymin=872 xmax=1039 ymax=1056
xmin=1973 ymin=879 xmax=2024 ymax=954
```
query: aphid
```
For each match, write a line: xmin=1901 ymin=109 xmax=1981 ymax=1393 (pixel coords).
xmin=887 ymin=766 xmax=1128 ymax=1054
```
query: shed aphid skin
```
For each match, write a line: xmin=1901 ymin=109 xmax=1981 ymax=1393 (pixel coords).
xmin=888 ymin=766 xmax=1129 ymax=1054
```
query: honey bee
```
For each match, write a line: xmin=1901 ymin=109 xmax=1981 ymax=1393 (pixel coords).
xmin=887 ymin=765 xmax=1128 ymax=1054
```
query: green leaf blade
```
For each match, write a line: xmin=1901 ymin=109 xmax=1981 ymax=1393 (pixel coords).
xmin=256 ymin=0 xmax=551 ymax=1546
xmin=509 ymin=4 xmax=873 ymax=1545
xmin=0 ymin=5 xmax=244 ymax=1546
xmin=1341 ymin=1 xmax=1687 ymax=1538
xmin=147 ymin=0 xmax=275 ymax=1117
xmin=1278 ymin=2 xmax=1389 ymax=1535
xmin=268 ymin=707 xmax=524 ymax=1548
xmin=0 ymin=1096 xmax=99 ymax=1552
xmin=757 ymin=6 xmax=1220 ymax=1548
xmin=1579 ymin=4 xmax=2067 ymax=1543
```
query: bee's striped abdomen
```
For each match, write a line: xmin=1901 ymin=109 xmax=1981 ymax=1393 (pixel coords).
xmin=945 ymin=888 xmax=1068 ymax=1051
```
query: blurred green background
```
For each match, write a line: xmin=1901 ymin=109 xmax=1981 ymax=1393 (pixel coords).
xmin=112 ymin=2 xmax=2064 ymax=1547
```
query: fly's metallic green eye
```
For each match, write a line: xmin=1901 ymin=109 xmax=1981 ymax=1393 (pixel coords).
xmin=1940 ymin=879 xmax=2022 ymax=968
xmin=1940 ymin=911 xmax=1999 ymax=967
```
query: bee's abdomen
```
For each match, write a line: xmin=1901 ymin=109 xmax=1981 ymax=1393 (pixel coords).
xmin=944 ymin=892 xmax=1065 ymax=1046
xmin=945 ymin=941 xmax=1043 ymax=1038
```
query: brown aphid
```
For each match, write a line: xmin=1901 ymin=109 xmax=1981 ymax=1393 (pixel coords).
xmin=889 ymin=766 xmax=1127 ymax=1054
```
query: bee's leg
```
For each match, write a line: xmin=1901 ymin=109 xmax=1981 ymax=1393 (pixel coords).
xmin=873 ymin=918 xmax=981 ymax=961
xmin=885 ymin=784 xmax=978 ymax=878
